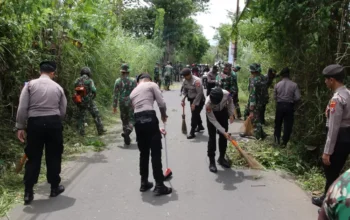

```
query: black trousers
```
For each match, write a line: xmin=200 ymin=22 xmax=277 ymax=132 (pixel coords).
xmin=324 ymin=142 xmax=350 ymax=194
xmin=207 ymin=108 xmax=228 ymax=159
xmin=24 ymin=115 xmax=63 ymax=191
xmin=189 ymin=98 xmax=204 ymax=134
xmin=134 ymin=111 xmax=164 ymax=184
xmin=274 ymin=102 xmax=294 ymax=144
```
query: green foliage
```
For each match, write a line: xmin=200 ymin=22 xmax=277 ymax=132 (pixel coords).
xmin=214 ymin=23 xmax=233 ymax=60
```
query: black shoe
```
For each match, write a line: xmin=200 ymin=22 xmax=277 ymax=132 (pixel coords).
xmin=239 ymin=133 xmax=247 ymax=137
xmin=24 ymin=191 xmax=34 ymax=205
xmin=50 ymin=185 xmax=65 ymax=197
xmin=209 ymin=161 xmax=217 ymax=173
xmin=187 ymin=133 xmax=196 ymax=139
xmin=195 ymin=125 xmax=205 ymax=132
xmin=154 ymin=184 xmax=172 ymax=196
xmin=140 ymin=181 xmax=154 ymax=192
xmin=122 ymin=133 xmax=131 ymax=145
xmin=312 ymin=195 xmax=325 ymax=207
xmin=218 ymin=157 xmax=231 ymax=168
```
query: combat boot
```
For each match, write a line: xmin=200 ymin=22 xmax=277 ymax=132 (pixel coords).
xmin=187 ymin=132 xmax=196 ymax=139
xmin=218 ymin=156 xmax=231 ymax=168
xmin=154 ymin=183 xmax=172 ymax=196
xmin=50 ymin=185 xmax=65 ymax=197
xmin=24 ymin=190 xmax=34 ymax=205
xmin=140 ymin=180 xmax=153 ymax=192
xmin=209 ymin=158 xmax=217 ymax=173
xmin=312 ymin=194 xmax=325 ymax=207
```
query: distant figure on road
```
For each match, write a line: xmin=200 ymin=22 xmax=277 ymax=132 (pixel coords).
xmin=231 ymin=65 xmax=242 ymax=119
xmin=206 ymin=88 xmax=235 ymax=173
xmin=113 ymin=63 xmax=136 ymax=145
xmin=181 ymin=68 xmax=205 ymax=139
xmin=163 ymin=61 xmax=173 ymax=91
xmin=273 ymin=67 xmax=300 ymax=147
xmin=312 ymin=64 xmax=350 ymax=208
xmin=130 ymin=73 xmax=172 ymax=196
xmin=154 ymin=62 xmax=162 ymax=88
xmin=16 ymin=61 xmax=67 ymax=205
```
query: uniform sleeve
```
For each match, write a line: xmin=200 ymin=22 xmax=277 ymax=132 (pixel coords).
xmin=153 ymin=83 xmax=167 ymax=118
xmin=249 ymin=80 xmax=257 ymax=111
xmin=193 ymin=80 xmax=204 ymax=106
xmin=294 ymin=84 xmax=301 ymax=102
xmin=16 ymin=84 xmax=30 ymax=129
xmin=113 ymin=79 xmax=120 ymax=108
xmin=324 ymin=98 xmax=343 ymax=155
xmin=59 ymin=87 xmax=67 ymax=120
xmin=227 ymin=95 xmax=235 ymax=117
xmin=206 ymin=104 xmax=226 ymax=135
xmin=90 ymin=79 xmax=97 ymax=93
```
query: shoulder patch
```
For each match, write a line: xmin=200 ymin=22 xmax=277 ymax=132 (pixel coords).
xmin=330 ymin=100 xmax=337 ymax=113
xmin=206 ymin=105 xmax=212 ymax=113
xmin=195 ymin=80 xmax=201 ymax=87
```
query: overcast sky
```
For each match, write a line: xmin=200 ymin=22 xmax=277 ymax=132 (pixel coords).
xmin=193 ymin=0 xmax=246 ymax=45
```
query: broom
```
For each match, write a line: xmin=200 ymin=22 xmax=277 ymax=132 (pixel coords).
xmin=163 ymin=123 xmax=173 ymax=180
xmin=181 ymin=105 xmax=187 ymax=134
xmin=228 ymin=136 xmax=264 ymax=170
xmin=16 ymin=154 xmax=27 ymax=174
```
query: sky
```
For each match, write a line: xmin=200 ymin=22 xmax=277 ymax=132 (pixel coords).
xmin=193 ymin=0 xmax=246 ymax=45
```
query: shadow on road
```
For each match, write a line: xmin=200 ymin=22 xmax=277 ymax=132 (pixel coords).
xmin=117 ymin=143 xmax=138 ymax=150
xmin=22 ymin=195 xmax=76 ymax=215
xmin=141 ymin=184 xmax=179 ymax=206
xmin=215 ymin=169 xmax=258 ymax=191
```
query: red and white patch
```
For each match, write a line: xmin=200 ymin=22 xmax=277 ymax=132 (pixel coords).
xmin=206 ymin=106 xmax=212 ymax=113
xmin=330 ymin=101 xmax=337 ymax=113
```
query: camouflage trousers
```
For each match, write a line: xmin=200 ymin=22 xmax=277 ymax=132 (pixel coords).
xmin=154 ymin=77 xmax=162 ymax=89
xmin=77 ymin=101 xmax=104 ymax=136
xmin=232 ymin=92 xmax=241 ymax=118
xmin=164 ymin=75 xmax=171 ymax=90
xmin=120 ymin=104 xmax=134 ymax=135
xmin=244 ymin=105 xmax=266 ymax=140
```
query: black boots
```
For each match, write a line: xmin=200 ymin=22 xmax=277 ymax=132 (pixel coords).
xmin=218 ymin=157 xmax=231 ymax=168
xmin=154 ymin=183 xmax=172 ymax=196
xmin=140 ymin=181 xmax=154 ymax=192
xmin=195 ymin=125 xmax=205 ymax=133
xmin=209 ymin=158 xmax=217 ymax=173
xmin=187 ymin=132 xmax=196 ymax=139
xmin=50 ymin=185 xmax=65 ymax=197
xmin=122 ymin=128 xmax=132 ymax=145
xmin=24 ymin=191 xmax=34 ymax=205
xmin=312 ymin=194 xmax=325 ymax=207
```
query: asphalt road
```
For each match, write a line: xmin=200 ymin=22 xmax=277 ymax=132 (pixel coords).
xmin=6 ymin=85 xmax=318 ymax=220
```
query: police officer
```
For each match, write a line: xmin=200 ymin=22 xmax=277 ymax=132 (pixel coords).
xmin=312 ymin=64 xmax=350 ymax=207
xmin=207 ymin=65 xmax=219 ymax=96
xmin=113 ymin=64 xmax=137 ymax=145
xmin=16 ymin=61 xmax=67 ymax=204
xmin=130 ymin=73 xmax=172 ymax=196
xmin=181 ymin=68 xmax=205 ymax=139
xmin=273 ymin=67 xmax=301 ymax=147
xmin=206 ymin=88 xmax=235 ymax=173
xmin=74 ymin=67 xmax=106 ymax=136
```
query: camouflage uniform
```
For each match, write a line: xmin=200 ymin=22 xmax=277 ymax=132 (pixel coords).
xmin=321 ymin=169 xmax=350 ymax=220
xmin=231 ymin=66 xmax=242 ymax=118
xmin=75 ymin=72 xmax=105 ymax=136
xmin=113 ymin=64 xmax=136 ymax=140
xmin=244 ymin=64 xmax=267 ymax=139
xmin=154 ymin=64 xmax=161 ymax=88
xmin=163 ymin=64 xmax=173 ymax=90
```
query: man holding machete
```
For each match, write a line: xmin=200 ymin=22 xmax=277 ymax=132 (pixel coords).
xmin=206 ymin=87 xmax=235 ymax=173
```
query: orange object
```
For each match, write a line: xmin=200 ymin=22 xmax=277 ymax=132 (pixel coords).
xmin=16 ymin=154 xmax=27 ymax=174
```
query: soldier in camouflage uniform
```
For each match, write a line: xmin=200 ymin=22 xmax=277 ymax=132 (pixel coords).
xmin=231 ymin=65 xmax=242 ymax=118
xmin=163 ymin=61 xmax=173 ymax=91
xmin=154 ymin=62 xmax=162 ymax=88
xmin=75 ymin=67 xmax=106 ymax=136
xmin=241 ymin=63 xmax=267 ymax=140
xmin=113 ymin=64 xmax=137 ymax=145
xmin=319 ymin=168 xmax=350 ymax=220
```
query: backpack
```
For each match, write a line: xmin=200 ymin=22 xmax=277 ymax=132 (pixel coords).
xmin=72 ymin=77 xmax=87 ymax=104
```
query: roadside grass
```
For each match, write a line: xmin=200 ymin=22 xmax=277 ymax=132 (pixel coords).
xmin=0 ymin=108 xmax=117 ymax=217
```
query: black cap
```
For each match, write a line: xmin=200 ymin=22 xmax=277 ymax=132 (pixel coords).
xmin=323 ymin=64 xmax=345 ymax=77
xmin=279 ymin=67 xmax=290 ymax=77
xmin=136 ymin=73 xmax=152 ymax=83
xmin=210 ymin=88 xmax=224 ymax=105
xmin=180 ymin=68 xmax=191 ymax=76
xmin=40 ymin=61 xmax=56 ymax=72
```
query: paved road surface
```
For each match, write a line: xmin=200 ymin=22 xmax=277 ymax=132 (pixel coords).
xmin=6 ymin=86 xmax=318 ymax=220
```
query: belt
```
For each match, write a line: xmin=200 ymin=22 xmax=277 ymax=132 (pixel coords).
xmin=134 ymin=110 xmax=156 ymax=118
